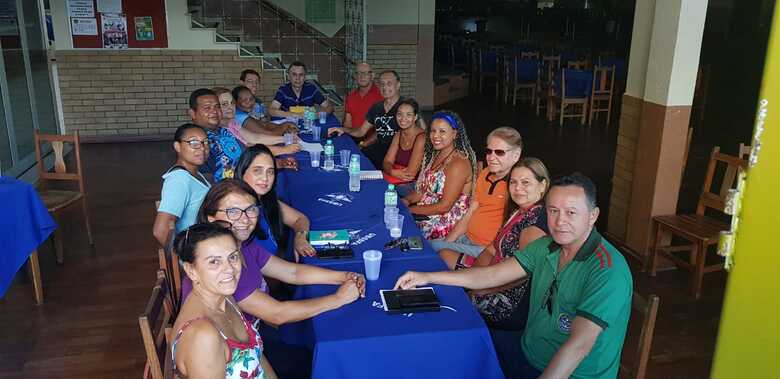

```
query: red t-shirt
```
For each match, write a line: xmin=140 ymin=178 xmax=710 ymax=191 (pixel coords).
xmin=344 ymin=85 xmax=383 ymax=128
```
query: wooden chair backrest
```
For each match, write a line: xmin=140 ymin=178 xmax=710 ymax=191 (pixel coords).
xmin=139 ymin=270 xmax=175 ymax=379
xmin=591 ymin=65 xmax=616 ymax=97
xmin=542 ymin=54 xmax=561 ymax=70
xmin=620 ymin=292 xmax=660 ymax=379
xmin=697 ymin=147 xmax=749 ymax=215
xmin=567 ymin=59 xmax=588 ymax=70
xmin=157 ymin=248 xmax=182 ymax=311
xmin=520 ymin=51 xmax=539 ymax=60
xmin=738 ymin=143 xmax=751 ymax=159
xmin=34 ymin=130 xmax=85 ymax=191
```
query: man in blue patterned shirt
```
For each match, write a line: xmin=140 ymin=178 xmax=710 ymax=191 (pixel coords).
xmin=189 ymin=88 xmax=243 ymax=182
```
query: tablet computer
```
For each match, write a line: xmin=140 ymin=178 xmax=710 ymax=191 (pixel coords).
xmin=380 ymin=287 xmax=440 ymax=314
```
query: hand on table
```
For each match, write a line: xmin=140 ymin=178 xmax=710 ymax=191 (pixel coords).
xmin=335 ymin=277 xmax=362 ymax=305
xmin=342 ymin=271 xmax=366 ymax=297
xmin=293 ymin=234 xmax=316 ymax=262
xmin=394 ymin=271 xmax=429 ymax=290
xmin=282 ymin=143 xmax=302 ymax=155
xmin=400 ymin=198 xmax=411 ymax=207
xmin=328 ymin=127 xmax=344 ymax=137
xmin=281 ymin=122 xmax=300 ymax=134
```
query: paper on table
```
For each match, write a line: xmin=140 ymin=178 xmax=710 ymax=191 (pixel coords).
xmin=360 ymin=170 xmax=383 ymax=180
xmin=271 ymin=119 xmax=288 ymax=125
xmin=300 ymin=141 xmax=323 ymax=153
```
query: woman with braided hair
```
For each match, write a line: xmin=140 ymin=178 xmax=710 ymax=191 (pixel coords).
xmin=401 ymin=111 xmax=478 ymax=240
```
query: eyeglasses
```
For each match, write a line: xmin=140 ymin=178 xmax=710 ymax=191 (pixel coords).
xmin=217 ymin=204 xmax=261 ymax=221
xmin=181 ymin=138 xmax=209 ymax=150
xmin=356 ymin=71 xmax=372 ymax=77
xmin=485 ymin=148 xmax=511 ymax=157
xmin=542 ymin=278 xmax=558 ymax=315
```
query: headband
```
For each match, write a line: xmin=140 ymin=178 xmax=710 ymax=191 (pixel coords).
xmin=431 ymin=112 xmax=459 ymax=130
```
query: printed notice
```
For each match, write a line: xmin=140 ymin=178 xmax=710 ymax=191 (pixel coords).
xmin=97 ymin=0 xmax=122 ymax=14
xmin=134 ymin=16 xmax=154 ymax=41
xmin=67 ymin=0 xmax=94 ymax=18
xmin=71 ymin=17 xmax=97 ymax=36
xmin=101 ymin=14 xmax=128 ymax=49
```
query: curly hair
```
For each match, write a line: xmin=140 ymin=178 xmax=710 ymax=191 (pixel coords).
xmin=418 ymin=110 xmax=478 ymax=188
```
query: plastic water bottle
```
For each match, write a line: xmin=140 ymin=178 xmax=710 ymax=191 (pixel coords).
xmin=384 ymin=184 xmax=398 ymax=208
xmin=349 ymin=155 xmax=361 ymax=192
xmin=323 ymin=139 xmax=335 ymax=171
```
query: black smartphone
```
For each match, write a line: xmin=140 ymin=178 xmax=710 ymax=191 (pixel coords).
xmin=407 ymin=236 xmax=423 ymax=250
xmin=317 ymin=247 xmax=354 ymax=259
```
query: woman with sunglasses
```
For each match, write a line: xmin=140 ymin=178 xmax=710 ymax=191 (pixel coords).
xmin=181 ymin=179 xmax=365 ymax=378
xmin=401 ymin=111 xmax=478 ymax=240
xmin=235 ymin=144 xmax=316 ymax=261
xmin=430 ymin=127 xmax=524 ymax=269
xmin=153 ymin=123 xmax=211 ymax=249
xmin=170 ymin=222 xmax=277 ymax=379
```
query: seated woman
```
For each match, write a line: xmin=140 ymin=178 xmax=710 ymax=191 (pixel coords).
xmin=171 ymin=222 xmax=277 ymax=379
xmin=401 ymin=111 xmax=478 ymax=240
xmin=213 ymin=87 xmax=300 ymax=159
xmin=432 ymin=127 xmax=524 ymax=269
xmin=181 ymin=179 xmax=364 ymax=378
xmin=468 ymin=158 xmax=550 ymax=331
xmin=235 ymin=144 xmax=317 ymax=261
xmin=381 ymin=98 xmax=425 ymax=197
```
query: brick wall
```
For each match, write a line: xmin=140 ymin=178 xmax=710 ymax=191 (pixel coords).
xmin=607 ymin=94 xmax=642 ymax=241
xmin=56 ymin=49 xmax=286 ymax=140
xmin=366 ymin=44 xmax=418 ymax=100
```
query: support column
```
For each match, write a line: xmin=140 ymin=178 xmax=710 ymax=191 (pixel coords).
xmin=607 ymin=0 xmax=708 ymax=257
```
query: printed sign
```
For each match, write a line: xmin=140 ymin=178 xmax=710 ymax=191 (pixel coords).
xmin=71 ymin=17 xmax=97 ymax=36
xmin=67 ymin=0 xmax=94 ymax=18
xmin=134 ymin=16 xmax=154 ymax=41
xmin=101 ymin=13 xmax=127 ymax=49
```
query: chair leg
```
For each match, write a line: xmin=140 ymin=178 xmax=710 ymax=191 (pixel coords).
xmin=649 ymin=224 xmax=662 ymax=276
xmin=82 ymin=198 xmax=94 ymax=245
xmin=559 ymin=102 xmax=565 ymax=126
xmin=581 ymin=102 xmax=588 ymax=125
xmin=606 ymin=96 xmax=613 ymax=126
xmin=28 ymin=250 xmax=44 ymax=305
xmin=52 ymin=216 xmax=64 ymax=264
xmin=691 ymin=243 xmax=706 ymax=299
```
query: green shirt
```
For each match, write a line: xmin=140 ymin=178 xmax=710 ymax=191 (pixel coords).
xmin=514 ymin=229 xmax=632 ymax=379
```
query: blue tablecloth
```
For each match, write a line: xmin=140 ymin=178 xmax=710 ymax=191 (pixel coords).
xmin=276 ymin=118 xmax=505 ymax=379
xmin=0 ymin=177 xmax=56 ymax=297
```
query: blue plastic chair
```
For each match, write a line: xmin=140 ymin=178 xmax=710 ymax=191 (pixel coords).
xmin=553 ymin=69 xmax=593 ymax=126
xmin=507 ymin=59 xmax=539 ymax=105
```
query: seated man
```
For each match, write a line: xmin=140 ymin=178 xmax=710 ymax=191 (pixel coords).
xmin=188 ymin=88 xmax=242 ymax=182
xmin=268 ymin=61 xmax=332 ymax=119
xmin=328 ymin=70 xmax=404 ymax=168
xmin=396 ymin=173 xmax=633 ymax=379
xmin=343 ymin=62 xmax=383 ymax=142
xmin=239 ymin=68 xmax=267 ymax=110
xmin=152 ymin=123 xmax=211 ymax=249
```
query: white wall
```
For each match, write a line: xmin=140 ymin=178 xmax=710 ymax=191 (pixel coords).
xmin=625 ymin=0 xmax=655 ymax=99
xmin=266 ymin=0 xmax=344 ymax=37
xmin=49 ymin=0 xmax=236 ymax=50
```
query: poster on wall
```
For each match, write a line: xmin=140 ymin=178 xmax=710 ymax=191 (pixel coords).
xmin=101 ymin=14 xmax=128 ymax=49
xmin=97 ymin=0 xmax=122 ymax=14
xmin=134 ymin=16 xmax=154 ymax=41
xmin=71 ymin=17 xmax=98 ymax=36
xmin=67 ymin=0 xmax=94 ymax=18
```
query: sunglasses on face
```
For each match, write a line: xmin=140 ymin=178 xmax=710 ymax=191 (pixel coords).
xmin=486 ymin=148 xmax=511 ymax=157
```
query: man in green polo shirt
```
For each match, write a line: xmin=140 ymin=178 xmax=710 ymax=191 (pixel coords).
xmin=395 ymin=172 xmax=633 ymax=378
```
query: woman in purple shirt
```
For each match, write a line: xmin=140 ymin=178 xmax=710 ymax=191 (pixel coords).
xmin=181 ymin=179 xmax=365 ymax=322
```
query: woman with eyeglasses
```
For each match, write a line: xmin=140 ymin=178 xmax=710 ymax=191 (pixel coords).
xmin=170 ymin=222 xmax=277 ymax=379
xmin=180 ymin=179 xmax=365 ymax=378
xmin=429 ymin=127 xmax=524 ymax=269
xmin=153 ymin=123 xmax=211 ymax=249
xmin=401 ymin=110 xmax=478 ymax=240
xmin=235 ymin=144 xmax=316 ymax=261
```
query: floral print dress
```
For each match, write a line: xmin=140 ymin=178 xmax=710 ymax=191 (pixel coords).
xmin=414 ymin=154 xmax=470 ymax=240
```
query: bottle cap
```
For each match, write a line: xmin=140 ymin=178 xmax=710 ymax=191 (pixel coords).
xmin=388 ymin=184 xmax=395 ymax=190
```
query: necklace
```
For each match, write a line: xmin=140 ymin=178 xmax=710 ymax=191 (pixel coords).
xmin=430 ymin=148 xmax=456 ymax=172
xmin=194 ymin=290 xmax=233 ymax=325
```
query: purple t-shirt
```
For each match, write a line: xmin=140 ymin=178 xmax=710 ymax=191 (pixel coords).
xmin=181 ymin=238 xmax=273 ymax=307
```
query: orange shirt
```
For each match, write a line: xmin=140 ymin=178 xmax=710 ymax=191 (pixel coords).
xmin=466 ymin=168 xmax=508 ymax=245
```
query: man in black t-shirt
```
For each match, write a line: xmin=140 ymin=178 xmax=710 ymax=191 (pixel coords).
xmin=328 ymin=70 xmax=402 ymax=168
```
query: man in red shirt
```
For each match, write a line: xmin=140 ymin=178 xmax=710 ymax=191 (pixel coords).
xmin=343 ymin=62 xmax=383 ymax=144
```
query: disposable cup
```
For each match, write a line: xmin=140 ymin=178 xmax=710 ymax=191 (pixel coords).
xmin=389 ymin=214 xmax=405 ymax=232
xmin=384 ymin=207 xmax=399 ymax=226
xmin=312 ymin=125 xmax=321 ymax=141
xmin=309 ymin=150 xmax=321 ymax=167
xmin=363 ymin=250 xmax=382 ymax=281
xmin=283 ymin=132 xmax=294 ymax=145
xmin=339 ymin=149 xmax=351 ymax=166
xmin=319 ymin=111 xmax=328 ymax=124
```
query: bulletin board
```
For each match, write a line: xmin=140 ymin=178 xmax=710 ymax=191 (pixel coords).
xmin=70 ymin=0 xmax=168 ymax=48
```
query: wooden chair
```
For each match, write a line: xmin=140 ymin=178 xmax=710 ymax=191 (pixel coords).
xmin=536 ymin=64 xmax=556 ymax=121
xmin=520 ymin=51 xmax=539 ymax=60
xmin=139 ymin=270 xmax=175 ymax=379
xmin=589 ymin=65 xmax=616 ymax=125
xmin=158 ymin=248 xmax=182 ymax=313
xmin=566 ymin=59 xmax=589 ymax=70
xmin=34 ymin=130 xmax=93 ymax=264
xmin=649 ymin=147 xmax=748 ymax=298
xmin=620 ymin=292 xmax=660 ymax=379
xmin=542 ymin=54 xmax=561 ymax=71
xmin=477 ymin=50 xmax=500 ymax=98
xmin=555 ymin=69 xmax=592 ymax=126
xmin=506 ymin=58 xmax=539 ymax=106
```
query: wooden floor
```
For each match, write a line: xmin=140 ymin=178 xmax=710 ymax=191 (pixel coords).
xmin=0 ymin=95 xmax=725 ymax=378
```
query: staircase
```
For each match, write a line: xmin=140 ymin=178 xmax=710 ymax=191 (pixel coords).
xmin=187 ymin=0 xmax=361 ymax=105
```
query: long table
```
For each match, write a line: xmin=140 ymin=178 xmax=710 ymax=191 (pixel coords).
xmin=277 ymin=115 xmax=505 ymax=379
